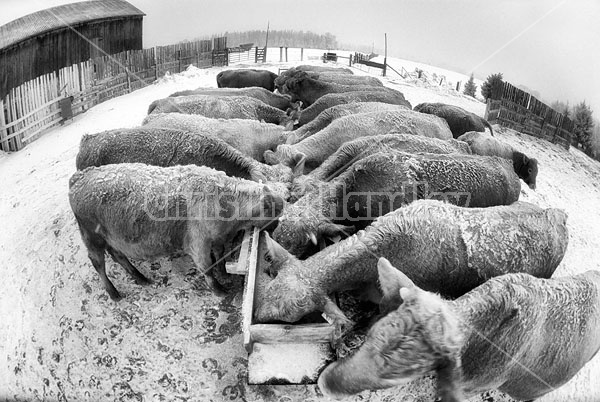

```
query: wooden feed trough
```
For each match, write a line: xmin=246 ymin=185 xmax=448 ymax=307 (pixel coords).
xmin=226 ymin=227 xmax=336 ymax=384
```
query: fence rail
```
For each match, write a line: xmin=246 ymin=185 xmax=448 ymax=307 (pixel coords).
xmin=0 ymin=37 xmax=269 ymax=151
xmin=484 ymin=81 xmax=573 ymax=150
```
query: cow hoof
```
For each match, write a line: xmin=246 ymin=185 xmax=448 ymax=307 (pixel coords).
xmin=135 ymin=276 xmax=153 ymax=286
xmin=205 ymin=275 xmax=228 ymax=297
xmin=108 ymin=291 xmax=123 ymax=302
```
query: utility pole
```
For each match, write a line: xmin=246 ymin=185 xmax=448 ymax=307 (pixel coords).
xmin=265 ymin=21 xmax=270 ymax=49
xmin=383 ymin=33 xmax=387 ymax=77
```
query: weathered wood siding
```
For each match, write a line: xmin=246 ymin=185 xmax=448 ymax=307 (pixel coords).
xmin=0 ymin=17 xmax=143 ymax=100
xmin=485 ymin=80 xmax=573 ymax=150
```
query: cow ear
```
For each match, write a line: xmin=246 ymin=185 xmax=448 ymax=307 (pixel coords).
xmin=262 ymin=231 xmax=291 ymax=276
xmin=263 ymin=150 xmax=279 ymax=165
xmin=260 ymin=186 xmax=283 ymax=219
xmin=291 ymin=153 xmax=306 ymax=178
xmin=378 ymin=258 xmax=415 ymax=292
xmin=378 ymin=258 xmax=416 ymax=312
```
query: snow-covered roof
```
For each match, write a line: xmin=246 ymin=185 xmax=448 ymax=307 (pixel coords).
xmin=0 ymin=0 xmax=145 ymax=51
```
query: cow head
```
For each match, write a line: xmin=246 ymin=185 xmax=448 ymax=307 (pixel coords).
xmin=273 ymin=194 xmax=354 ymax=259
xmin=514 ymin=153 xmax=538 ymax=190
xmin=253 ymin=232 xmax=322 ymax=323
xmin=249 ymin=186 xmax=284 ymax=228
xmin=317 ymin=257 xmax=464 ymax=400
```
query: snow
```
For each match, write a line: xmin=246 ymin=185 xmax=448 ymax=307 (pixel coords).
xmin=1 ymin=49 xmax=599 ymax=402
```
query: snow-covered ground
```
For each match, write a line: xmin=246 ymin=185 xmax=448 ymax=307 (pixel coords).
xmin=1 ymin=50 xmax=599 ymax=402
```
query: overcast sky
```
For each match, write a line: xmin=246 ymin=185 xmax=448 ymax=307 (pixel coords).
xmin=2 ymin=0 xmax=599 ymax=115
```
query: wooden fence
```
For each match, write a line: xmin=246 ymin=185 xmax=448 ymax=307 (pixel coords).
xmin=352 ymin=52 xmax=387 ymax=76
xmin=0 ymin=36 xmax=268 ymax=151
xmin=484 ymin=81 xmax=573 ymax=150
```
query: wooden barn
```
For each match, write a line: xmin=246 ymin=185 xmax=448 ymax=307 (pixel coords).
xmin=0 ymin=0 xmax=145 ymax=101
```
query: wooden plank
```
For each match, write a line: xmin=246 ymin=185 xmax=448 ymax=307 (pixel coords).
xmin=226 ymin=230 xmax=252 ymax=275
xmin=242 ymin=226 xmax=260 ymax=353
xmin=0 ymin=96 xmax=65 ymax=130
xmin=0 ymin=99 xmax=8 ymax=151
xmin=3 ymin=109 xmax=61 ymax=141
xmin=250 ymin=323 xmax=334 ymax=344
xmin=21 ymin=113 xmax=62 ymax=142
xmin=9 ymin=88 xmax=20 ymax=150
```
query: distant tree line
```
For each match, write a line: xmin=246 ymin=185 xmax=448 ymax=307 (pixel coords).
xmin=195 ymin=30 xmax=339 ymax=50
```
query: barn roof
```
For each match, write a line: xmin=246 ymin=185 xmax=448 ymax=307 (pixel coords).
xmin=0 ymin=0 xmax=145 ymax=51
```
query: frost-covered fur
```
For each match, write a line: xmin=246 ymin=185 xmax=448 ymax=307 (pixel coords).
xmin=168 ymin=86 xmax=293 ymax=110
xmin=277 ymin=69 xmax=407 ymax=107
xmin=277 ymin=151 xmax=521 ymax=258
xmin=264 ymin=110 xmax=453 ymax=171
xmin=306 ymin=72 xmax=384 ymax=87
xmin=147 ymin=95 xmax=299 ymax=128
xmin=274 ymin=65 xmax=353 ymax=92
xmin=69 ymin=163 xmax=284 ymax=299
xmin=458 ymin=131 xmax=539 ymax=189
xmin=296 ymin=91 xmax=413 ymax=126
xmin=75 ymin=127 xmax=293 ymax=200
xmin=142 ymin=113 xmax=289 ymax=162
xmin=290 ymin=133 xmax=472 ymax=201
xmin=319 ymin=260 xmax=600 ymax=401
xmin=287 ymin=102 xmax=409 ymax=145
xmin=254 ymin=200 xmax=568 ymax=329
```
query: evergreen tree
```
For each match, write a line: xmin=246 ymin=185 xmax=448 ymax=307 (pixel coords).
xmin=463 ymin=73 xmax=477 ymax=97
xmin=480 ymin=72 xmax=503 ymax=101
xmin=572 ymin=101 xmax=594 ymax=150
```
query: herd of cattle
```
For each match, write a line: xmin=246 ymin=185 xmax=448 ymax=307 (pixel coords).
xmin=67 ymin=65 xmax=600 ymax=401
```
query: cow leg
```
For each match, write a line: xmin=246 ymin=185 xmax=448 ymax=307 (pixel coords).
xmin=188 ymin=236 xmax=227 ymax=297
xmin=78 ymin=223 xmax=121 ymax=300
xmin=88 ymin=251 xmax=122 ymax=301
xmin=106 ymin=247 xmax=152 ymax=286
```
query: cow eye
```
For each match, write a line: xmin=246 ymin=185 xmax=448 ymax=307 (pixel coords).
xmin=264 ymin=254 xmax=273 ymax=263
xmin=528 ymin=168 xmax=532 ymax=174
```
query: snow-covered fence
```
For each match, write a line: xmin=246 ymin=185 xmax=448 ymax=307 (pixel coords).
xmin=0 ymin=36 xmax=271 ymax=151
xmin=352 ymin=52 xmax=387 ymax=76
xmin=485 ymin=81 xmax=573 ymax=150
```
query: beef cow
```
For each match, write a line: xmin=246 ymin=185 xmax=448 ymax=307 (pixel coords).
xmin=318 ymin=259 xmax=600 ymax=401
xmin=295 ymin=91 xmax=412 ymax=127
xmin=414 ymin=102 xmax=494 ymax=138
xmin=216 ymin=69 xmax=278 ymax=91
xmin=276 ymin=69 xmax=407 ymax=107
xmin=276 ymin=151 xmax=521 ymax=258
xmin=142 ymin=113 xmax=290 ymax=163
xmin=168 ymin=87 xmax=293 ymax=111
xmin=147 ymin=95 xmax=301 ymax=129
xmin=458 ymin=131 xmax=539 ymax=189
xmin=69 ymin=163 xmax=284 ymax=300
xmin=75 ymin=127 xmax=296 ymax=200
xmin=264 ymin=109 xmax=453 ymax=171
xmin=254 ymin=200 xmax=568 ymax=337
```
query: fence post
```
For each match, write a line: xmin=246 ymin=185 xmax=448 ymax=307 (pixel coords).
xmin=301 ymin=48 xmax=304 ymax=61
xmin=279 ymin=47 xmax=283 ymax=62
xmin=285 ymin=47 xmax=288 ymax=62
xmin=154 ymin=47 xmax=158 ymax=81
xmin=126 ymin=51 xmax=132 ymax=93
xmin=0 ymin=99 xmax=8 ymax=152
